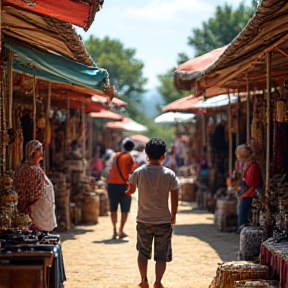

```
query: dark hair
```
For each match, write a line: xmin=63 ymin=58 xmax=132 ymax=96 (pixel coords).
xmin=145 ymin=138 xmax=166 ymax=160
xmin=122 ymin=139 xmax=135 ymax=152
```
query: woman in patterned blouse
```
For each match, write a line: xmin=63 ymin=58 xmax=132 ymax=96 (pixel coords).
xmin=14 ymin=140 xmax=57 ymax=232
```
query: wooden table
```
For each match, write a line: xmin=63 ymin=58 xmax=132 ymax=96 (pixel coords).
xmin=0 ymin=249 xmax=54 ymax=288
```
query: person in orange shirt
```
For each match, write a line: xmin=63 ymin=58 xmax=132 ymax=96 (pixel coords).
xmin=107 ymin=138 xmax=135 ymax=239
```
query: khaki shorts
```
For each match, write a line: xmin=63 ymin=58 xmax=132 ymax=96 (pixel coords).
xmin=136 ymin=222 xmax=172 ymax=262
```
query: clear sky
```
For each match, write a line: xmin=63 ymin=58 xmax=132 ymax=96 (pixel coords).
xmin=77 ymin=0 xmax=249 ymax=89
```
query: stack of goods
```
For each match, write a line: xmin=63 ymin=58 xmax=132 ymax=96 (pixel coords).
xmin=179 ymin=178 xmax=196 ymax=202
xmin=209 ymin=261 xmax=269 ymax=288
xmin=239 ymin=225 xmax=266 ymax=261
xmin=0 ymin=176 xmax=31 ymax=231
xmin=239 ymin=200 xmax=267 ymax=261
xmin=235 ymin=280 xmax=278 ymax=288
xmin=51 ymin=172 xmax=71 ymax=231
xmin=260 ymin=238 xmax=288 ymax=287
xmin=96 ymin=188 xmax=109 ymax=216
xmin=214 ymin=196 xmax=238 ymax=232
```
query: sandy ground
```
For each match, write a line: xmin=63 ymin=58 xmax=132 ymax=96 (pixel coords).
xmin=59 ymin=196 xmax=239 ymax=288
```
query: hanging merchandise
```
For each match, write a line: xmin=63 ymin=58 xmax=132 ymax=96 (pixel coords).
xmin=276 ymin=101 xmax=286 ymax=122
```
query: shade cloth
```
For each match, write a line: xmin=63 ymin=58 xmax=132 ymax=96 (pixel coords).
xmin=6 ymin=41 xmax=109 ymax=92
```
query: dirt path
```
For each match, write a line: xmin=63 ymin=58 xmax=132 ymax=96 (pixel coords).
xmin=59 ymin=196 xmax=239 ymax=288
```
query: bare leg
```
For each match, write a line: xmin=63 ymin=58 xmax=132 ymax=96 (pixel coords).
xmin=154 ymin=260 xmax=166 ymax=287
xmin=119 ymin=212 xmax=128 ymax=237
xmin=110 ymin=212 xmax=117 ymax=238
xmin=138 ymin=253 xmax=148 ymax=283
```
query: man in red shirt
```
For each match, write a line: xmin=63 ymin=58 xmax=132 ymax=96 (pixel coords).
xmin=107 ymin=138 xmax=135 ymax=239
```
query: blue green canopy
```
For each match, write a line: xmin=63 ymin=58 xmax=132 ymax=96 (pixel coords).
xmin=5 ymin=41 xmax=109 ymax=92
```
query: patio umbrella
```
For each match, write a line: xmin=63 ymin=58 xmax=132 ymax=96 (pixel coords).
xmin=154 ymin=112 xmax=196 ymax=123
xmin=106 ymin=117 xmax=148 ymax=132
xmin=130 ymin=134 xmax=150 ymax=144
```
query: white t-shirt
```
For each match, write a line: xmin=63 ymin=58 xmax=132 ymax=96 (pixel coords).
xmin=128 ymin=164 xmax=180 ymax=224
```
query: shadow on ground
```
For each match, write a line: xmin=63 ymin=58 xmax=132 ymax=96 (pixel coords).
xmin=92 ymin=238 xmax=130 ymax=244
xmin=57 ymin=227 xmax=95 ymax=242
xmin=173 ymin=222 xmax=239 ymax=262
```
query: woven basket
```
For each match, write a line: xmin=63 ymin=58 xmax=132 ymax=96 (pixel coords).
xmin=214 ymin=261 xmax=269 ymax=288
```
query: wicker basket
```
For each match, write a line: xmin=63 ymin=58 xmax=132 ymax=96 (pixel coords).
xmin=235 ymin=280 xmax=279 ymax=288
xmin=180 ymin=178 xmax=196 ymax=202
xmin=214 ymin=198 xmax=238 ymax=232
xmin=81 ymin=193 xmax=100 ymax=224
xmin=214 ymin=261 xmax=269 ymax=288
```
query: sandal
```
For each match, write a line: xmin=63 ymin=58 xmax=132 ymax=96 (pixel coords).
xmin=112 ymin=229 xmax=117 ymax=239
xmin=138 ymin=281 xmax=149 ymax=288
xmin=118 ymin=232 xmax=128 ymax=239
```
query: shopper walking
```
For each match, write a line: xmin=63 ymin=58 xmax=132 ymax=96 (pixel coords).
xmin=107 ymin=138 xmax=135 ymax=239
xmin=126 ymin=138 xmax=180 ymax=288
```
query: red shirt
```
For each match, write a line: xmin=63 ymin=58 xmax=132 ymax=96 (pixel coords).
xmin=107 ymin=152 xmax=135 ymax=184
xmin=243 ymin=161 xmax=261 ymax=198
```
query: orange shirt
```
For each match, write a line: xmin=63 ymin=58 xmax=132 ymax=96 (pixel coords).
xmin=107 ymin=152 xmax=135 ymax=184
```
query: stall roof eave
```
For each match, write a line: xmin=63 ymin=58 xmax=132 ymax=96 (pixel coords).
xmin=3 ymin=0 xmax=104 ymax=32
xmin=8 ymin=40 xmax=109 ymax=94
xmin=174 ymin=46 xmax=227 ymax=91
xmin=3 ymin=6 xmax=95 ymax=66
xmin=196 ymin=0 xmax=288 ymax=90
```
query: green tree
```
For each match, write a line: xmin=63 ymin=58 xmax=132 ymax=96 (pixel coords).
xmin=157 ymin=0 xmax=256 ymax=102
xmin=157 ymin=68 xmax=187 ymax=109
xmin=188 ymin=1 xmax=255 ymax=56
xmin=84 ymin=35 xmax=147 ymax=119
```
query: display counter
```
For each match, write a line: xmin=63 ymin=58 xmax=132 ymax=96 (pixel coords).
xmin=0 ymin=230 xmax=66 ymax=288
xmin=260 ymin=238 xmax=288 ymax=288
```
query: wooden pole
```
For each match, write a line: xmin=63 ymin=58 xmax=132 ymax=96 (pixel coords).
xmin=66 ymin=97 xmax=70 ymax=151
xmin=7 ymin=49 xmax=13 ymax=129
xmin=0 ymin=0 xmax=2 ymax=54
xmin=228 ymin=92 xmax=233 ymax=178
xmin=236 ymin=90 xmax=240 ymax=147
xmin=32 ymin=70 xmax=36 ymax=140
xmin=81 ymin=103 xmax=86 ymax=158
xmin=266 ymin=52 xmax=272 ymax=237
xmin=45 ymin=82 xmax=51 ymax=173
xmin=246 ymin=80 xmax=250 ymax=144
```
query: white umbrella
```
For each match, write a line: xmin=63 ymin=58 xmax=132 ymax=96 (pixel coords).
xmin=154 ymin=112 xmax=196 ymax=123
xmin=106 ymin=117 xmax=148 ymax=132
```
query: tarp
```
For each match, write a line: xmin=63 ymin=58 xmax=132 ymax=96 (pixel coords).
xmin=6 ymin=41 xmax=109 ymax=92
xmin=4 ymin=0 xmax=104 ymax=31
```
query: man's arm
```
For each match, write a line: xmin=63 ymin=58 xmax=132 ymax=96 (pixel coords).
xmin=126 ymin=183 xmax=136 ymax=197
xmin=170 ymin=188 xmax=179 ymax=225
